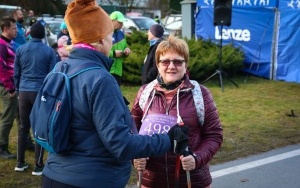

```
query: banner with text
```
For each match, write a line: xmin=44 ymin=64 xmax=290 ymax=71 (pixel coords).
xmin=195 ymin=0 xmax=300 ymax=83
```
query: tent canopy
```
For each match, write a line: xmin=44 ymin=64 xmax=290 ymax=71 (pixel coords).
xmin=195 ymin=0 xmax=300 ymax=83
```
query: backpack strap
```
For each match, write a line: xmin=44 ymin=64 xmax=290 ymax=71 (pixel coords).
xmin=139 ymin=79 xmax=158 ymax=111
xmin=138 ymin=79 xmax=205 ymax=126
xmin=53 ymin=61 xmax=101 ymax=77
xmin=68 ymin=63 xmax=101 ymax=78
xmin=190 ymin=80 xmax=205 ymax=126
xmin=51 ymin=62 xmax=102 ymax=112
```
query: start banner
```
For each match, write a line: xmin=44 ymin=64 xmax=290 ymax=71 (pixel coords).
xmin=195 ymin=0 xmax=300 ymax=83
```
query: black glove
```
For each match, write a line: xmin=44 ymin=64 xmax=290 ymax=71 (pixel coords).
xmin=167 ymin=124 xmax=189 ymax=155
xmin=123 ymin=96 xmax=130 ymax=106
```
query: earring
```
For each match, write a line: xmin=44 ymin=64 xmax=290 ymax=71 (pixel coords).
xmin=98 ymin=45 xmax=103 ymax=53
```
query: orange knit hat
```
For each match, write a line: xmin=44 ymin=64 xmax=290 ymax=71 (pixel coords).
xmin=65 ymin=0 xmax=113 ymax=44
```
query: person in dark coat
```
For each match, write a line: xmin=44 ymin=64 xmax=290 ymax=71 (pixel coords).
xmin=142 ymin=24 xmax=164 ymax=85
xmin=13 ymin=21 xmax=57 ymax=175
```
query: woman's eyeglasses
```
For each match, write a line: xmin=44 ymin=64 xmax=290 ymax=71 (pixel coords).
xmin=159 ymin=59 xmax=185 ymax=67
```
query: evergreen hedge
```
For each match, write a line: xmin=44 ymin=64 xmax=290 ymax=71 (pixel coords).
xmin=123 ymin=31 xmax=244 ymax=85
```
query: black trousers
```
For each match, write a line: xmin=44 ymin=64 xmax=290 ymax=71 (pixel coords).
xmin=17 ymin=91 xmax=44 ymax=166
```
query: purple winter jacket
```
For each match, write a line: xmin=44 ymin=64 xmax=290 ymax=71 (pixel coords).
xmin=131 ymin=77 xmax=223 ymax=188
xmin=0 ymin=37 xmax=15 ymax=93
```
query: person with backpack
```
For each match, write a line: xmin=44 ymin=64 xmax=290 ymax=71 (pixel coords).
xmin=131 ymin=35 xmax=223 ymax=188
xmin=13 ymin=21 xmax=57 ymax=175
xmin=35 ymin=1 xmax=189 ymax=188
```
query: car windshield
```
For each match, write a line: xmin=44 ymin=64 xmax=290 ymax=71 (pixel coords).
xmin=132 ymin=18 xmax=157 ymax=31
xmin=47 ymin=22 xmax=61 ymax=35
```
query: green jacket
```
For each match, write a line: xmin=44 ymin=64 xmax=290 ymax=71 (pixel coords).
xmin=109 ymin=29 xmax=128 ymax=77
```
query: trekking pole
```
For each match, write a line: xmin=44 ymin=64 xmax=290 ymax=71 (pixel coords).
xmin=176 ymin=122 xmax=191 ymax=188
xmin=138 ymin=170 xmax=142 ymax=188
xmin=184 ymin=147 xmax=191 ymax=188
xmin=174 ymin=138 xmax=180 ymax=188
xmin=174 ymin=124 xmax=184 ymax=188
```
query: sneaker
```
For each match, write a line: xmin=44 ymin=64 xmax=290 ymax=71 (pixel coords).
xmin=32 ymin=165 xmax=44 ymax=176
xmin=0 ymin=149 xmax=16 ymax=159
xmin=14 ymin=162 xmax=29 ymax=172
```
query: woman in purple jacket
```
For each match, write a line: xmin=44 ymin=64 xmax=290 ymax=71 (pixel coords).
xmin=132 ymin=35 xmax=223 ymax=188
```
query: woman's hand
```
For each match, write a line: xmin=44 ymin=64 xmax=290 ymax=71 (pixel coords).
xmin=133 ymin=158 xmax=148 ymax=171
xmin=115 ymin=50 xmax=123 ymax=57
xmin=180 ymin=155 xmax=196 ymax=171
xmin=9 ymin=91 xmax=16 ymax=98
xmin=123 ymin=47 xmax=131 ymax=56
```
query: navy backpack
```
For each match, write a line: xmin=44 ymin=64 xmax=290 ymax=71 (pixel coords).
xmin=30 ymin=61 xmax=101 ymax=154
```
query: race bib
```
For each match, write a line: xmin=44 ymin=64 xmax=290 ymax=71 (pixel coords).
xmin=139 ymin=114 xmax=177 ymax=136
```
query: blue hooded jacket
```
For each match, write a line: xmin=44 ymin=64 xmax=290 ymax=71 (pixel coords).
xmin=42 ymin=47 xmax=171 ymax=188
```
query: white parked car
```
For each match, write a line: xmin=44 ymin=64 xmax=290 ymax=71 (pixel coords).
xmin=122 ymin=16 xmax=169 ymax=36
xmin=123 ymin=16 xmax=157 ymax=33
xmin=37 ymin=18 xmax=63 ymax=48
xmin=163 ymin=14 xmax=182 ymax=35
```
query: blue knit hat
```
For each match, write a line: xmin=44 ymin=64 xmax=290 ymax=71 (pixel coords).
xmin=60 ymin=22 xmax=67 ymax=30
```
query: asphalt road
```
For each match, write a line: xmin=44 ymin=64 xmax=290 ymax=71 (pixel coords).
xmin=126 ymin=144 xmax=300 ymax=188
xmin=211 ymin=144 xmax=300 ymax=188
